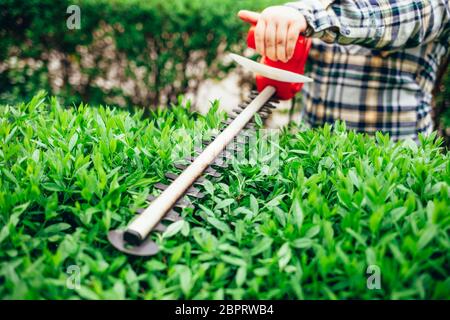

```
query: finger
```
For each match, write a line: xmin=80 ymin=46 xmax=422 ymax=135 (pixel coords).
xmin=286 ymin=22 xmax=302 ymax=60
xmin=265 ymin=22 xmax=277 ymax=61
xmin=255 ymin=20 xmax=266 ymax=56
xmin=237 ymin=10 xmax=260 ymax=25
xmin=276 ymin=22 xmax=288 ymax=62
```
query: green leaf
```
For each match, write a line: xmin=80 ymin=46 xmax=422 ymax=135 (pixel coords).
xmin=418 ymin=225 xmax=438 ymax=250
xmin=277 ymin=243 xmax=292 ymax=269
xmin=0 ymin=203 xmax=29 ymax=244
xmin=69 ymin=133 xmax=79 ymax=152
xmin=254 ymin=113 xmax=263 ymax=127
xmin=206 ymin=217 xmax=230 ymax=233
xmin=345 ymin=228 xmax=366 ymax=246
xmin=250 ymin=194 xmax=259 ymax=214
xmin=163 ymin=220 xmax=185 ymax=238
xmin=250 ymin=237 xmax=273 ymax=256
xmin=291 ymin=238 xmax=313 ymax=249
xmin=236 ymin=266 xmax=247 ymax=287
xmin=76 ymin=287 xmax=100 ymax=300
xmin=215 ymin=198 xmax=234 ymax=210
xmin=290 ymin=198 xmax=304 ymax=231
xmin=43 ymin=223 xmax=71 ymax=234
xmin=221 ymin=255 xmax=246 ymax=267
xmin=305 ymin=226 xmax=321 ymax=238
xmin=179 ymin=267 xmax=193 ymax=296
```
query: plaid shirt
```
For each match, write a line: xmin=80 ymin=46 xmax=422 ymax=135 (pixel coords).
xmin=285 ymin=0 xmax=450 ymax=140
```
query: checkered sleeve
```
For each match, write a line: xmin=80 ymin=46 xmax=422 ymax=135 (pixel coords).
xmin=284 ymin=0 xmax=450 ymax=49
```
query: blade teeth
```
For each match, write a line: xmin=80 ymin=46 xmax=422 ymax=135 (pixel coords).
xmin=259 ymin=112 xmax=272 ymax=118
xmin=249 ymin=91 xmax=278 ymax=104
xmin=166 ymin=171 xmax=207 ymax=186
xmin=264 ymin=102 xmax=278 ymax=108
xmin=227 ymin=144 xmax=243 ymax=153
xmin=260 ymin=106 xmax=274 ymax=113
xmin=175 ymin=162 xmax=220 ymax=177
xmin=204 ymin=167 xmax=221 ymax=178
xmin=163 ymin=210 xmax=182 ymax=222
xmin=154 ymin=182 xmax=168 ymax=191
xmin=174 ymin=158 xmax=222 ymax=179
xmin=187 ymin=185 xmax=206 ymax=199
xmin=184 ymin=156 xmax=196 ymax=163
xmin=256 ymin=113 xmax=269 ymax=120
xmin=138 ymin=202 xmax=183 ymax=223
xmin=239 ymin=131 xmax=254 ymax=138
xmin=258 ymin=112 xmax=271 ymax=119
xmin=232 ymin=108 xmax=242 ymax=114
xmin=137 ymin=207 xmax=182 ymax=222
xmin=178 ymin=157 xmax=228 ymax=173
xmin=186 ymin=191 xmax=205 ymax=199
xmin=147 ymin=194 xmax=194 ymax=209
xmin=249 ymin=91 xmax=259 ymax=98
xmin=174 ymin=162 xmax=188 ymax=170
xmin=218 ymin=150 xmax=234 ymax=160
xmin=165 ymin=172 xmax=178 ymax=181
xmin=202 ymin=139 xmax=213 ymax=146
xmin=176 ymin=197 xmax=195 ymax=209
xmin=211 ymin=159 xmax=228 ymax=168
xmin=259 ymin=108 xmax=272 ymax=115
xmin=268 ymin=97 xmax=279 ymax=103
xmin=147 ymin=195 xmax=195 ymax=209
xmin=154 ymin=182 xmax=205 ymax=198
xmin=154 ymin=223 xmax=167 ymax=232
xmin=136 ymin=209 xmax=183 ymax=232
xmin=193 ymin=177 xmax=208 ymax=185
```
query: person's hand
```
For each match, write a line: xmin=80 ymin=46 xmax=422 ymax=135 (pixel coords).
xmin=238 ymin=6 xmax=307 ymax=62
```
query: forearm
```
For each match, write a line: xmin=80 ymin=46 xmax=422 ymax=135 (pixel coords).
xmin=285 ymin=0 xmax=449 ymax=49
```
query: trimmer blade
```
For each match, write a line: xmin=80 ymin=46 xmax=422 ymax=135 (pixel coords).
xmin=230 ymin=53 xmax=313 ymax=83
xmin=108 ymin=230 xmax=159 ymax=257
xmin=109 ymin=88 xmax=276 ymax=257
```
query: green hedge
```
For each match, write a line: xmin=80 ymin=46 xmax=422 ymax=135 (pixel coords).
xmin=0 ymin=93 xmax=449 ymax=299
xmin=0 ymin=0 xmax=282 ymax=107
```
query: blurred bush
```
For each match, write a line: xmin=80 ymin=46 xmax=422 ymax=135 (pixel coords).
xmin=433 ymin=59 xmax=449 ymax=147
xmin=0 ymin=0 xmax=281 ymax=107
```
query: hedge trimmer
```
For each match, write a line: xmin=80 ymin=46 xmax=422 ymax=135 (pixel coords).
xmin=108 ymin=18 xmax=312 ymax=256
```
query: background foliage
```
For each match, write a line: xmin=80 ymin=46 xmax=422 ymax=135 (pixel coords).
xmin=434 ymin=61 xmax=450 ymax=147
xmin=0 ymin=93 xmax=448 ymax=299
xmin=0 ymin=0 xmax=283 ymax=108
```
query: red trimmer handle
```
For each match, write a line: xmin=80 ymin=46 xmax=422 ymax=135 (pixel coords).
xmin=246 ymin=25 xmax=311 ymax=100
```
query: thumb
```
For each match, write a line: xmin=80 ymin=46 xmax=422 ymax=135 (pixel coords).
xmin=238 ymin=10 xmax=260 ymax=25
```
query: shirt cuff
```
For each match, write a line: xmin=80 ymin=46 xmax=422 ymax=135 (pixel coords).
xmin=284 ymin=0 xmax=345 ymax=43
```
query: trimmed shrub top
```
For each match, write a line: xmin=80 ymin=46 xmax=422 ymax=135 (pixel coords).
xmin=0 ymin=93 xmax=449 ymax=299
